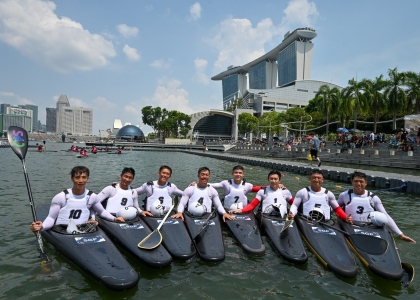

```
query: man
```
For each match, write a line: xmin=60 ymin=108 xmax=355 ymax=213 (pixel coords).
xmin=288 ymin=169 xmax=350 ymax=223
xmin=310 ymin=133 xmax=321 ymax=167
xmin=30 ymin=166 xmax=123 ymax=233
xmin=210 ymin=165 xmax=265 ymax=210
xmin=79 ymin=148 xmax=87 ymax=156
xmin=117 ymin=146 xmax=122 ymax=154
xmin=172 ymin=167 xmax=234 ymax=222
xmin=202 ymin=140 xmax=207 ymax=152
xmin=229 ymin=170 xmax=293 ymax=215
xmin=337 ymin=171 xmax=415 ymax=243
xmin=369 ymin=132 xmax=375 ymax=148
xmin=96 ymin=167 xmax=144 ymax=217
xmin=91 ymin=145 xmax=98 ymax=154
xmin=135 ymin=165 xmax=184 ymax=216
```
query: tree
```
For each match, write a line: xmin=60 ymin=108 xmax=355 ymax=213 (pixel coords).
xmin=405 ymin=71 xmax=420 ymax=114
xmin=360 ymin=76 xmax=386 ymax=133
xmin=141 ymin=106 xmax=168 ymax=138
xmin=314 ymin=84 xmax=338 ymax=137
xmin=384 ymin=67 xmax=408 ymax=129
xmin=226 ymin=98 xmax=244 ymax=112
xmin=332 ymin=88 xmax=351 ymax=129
xmin=237 ymin=112 xmax=258 ymax=138
xmin=343 ymin=78 xmax=367 ymax=129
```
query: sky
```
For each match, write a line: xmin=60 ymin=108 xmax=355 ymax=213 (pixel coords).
xmin=0 ymin=0 xmax=419 ymax=135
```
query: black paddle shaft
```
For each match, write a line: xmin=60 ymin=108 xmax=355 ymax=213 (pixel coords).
xmin=22 ymin=160 xmax=39 ymax=222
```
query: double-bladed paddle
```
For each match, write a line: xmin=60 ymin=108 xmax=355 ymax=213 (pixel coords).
xmin=192 ymin=209 xmax=216 ymax=245
xmin=8 ymin=126 xmax=50 ymax=262
xmin=138 ymin=205 xmax=174 ymax=249
xmin=300 ymin=213 xmax=389 ymax=255
xmin=270 ymin=205 xmax=293 ymax=233
xmin=401 ymin=262 xmax=415 ymax=287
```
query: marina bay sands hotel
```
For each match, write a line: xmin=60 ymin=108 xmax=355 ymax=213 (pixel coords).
xmin=188 ymin=27 xmax=341 ymax=141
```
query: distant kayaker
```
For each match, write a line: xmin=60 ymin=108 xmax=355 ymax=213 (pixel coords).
xmin=288 ymin=169 xmax=350 ymax=223
xmin=97 ymin=167 xmax=144 ymax=218
xmin=37 ymin=143 xmax=44 ymax=152
xmin=91 ymin=145 xmax=98 ymax=154
xmin=229 ymin=170 xmax=293 ymax=215
xmin=172 ymin=167 xmax=235 ymax=222
xmin=210 ymin=165 xmax=266 ymax=211
xmin=30 ymin=166 xmax=124 ymax=233
xmin=337 ymin=171 xmax=415 ymax=243
xmin=135 ymin=165 xmax=184 ymax=217
xmin=80 ymin=148 xmax=87 ymax=156
xmin=117 ymin=146 xmax=122 ymax=154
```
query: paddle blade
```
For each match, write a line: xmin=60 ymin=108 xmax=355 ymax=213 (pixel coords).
xmin=401 ymin=262 xmax=415 ymax=287
xmin=7 ymin=126 xmax=28 ymax=160
xmin=348 ymin=234 xmax=388 ymax=255
xmin=280 ymin=219 xmax=294 ymax=233
xmin=138 ymin=230 xmax=162 ymax=249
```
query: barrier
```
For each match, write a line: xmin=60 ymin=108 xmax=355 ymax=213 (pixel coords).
xmin=360 ymin=149 xmax=365 ymax=154
xmin=374 ymin=150 xmax=379 ymax=155
xmin=408 ymin=151 xmax=414 ymax=157
xmin=348 ymin=149 xmax=352 ymax=154
xmin=336 ymin=149 xmax=341 ymax=154
xmin=390 ymin=150 xmax=395 ymax=156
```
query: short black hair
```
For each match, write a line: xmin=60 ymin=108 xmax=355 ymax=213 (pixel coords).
xmin=121 ymin=167 xmax=135 ymax=177
xmin=351 ymin=171 xmax=367 ymax=181
xmin=267 ymin=170 xmax=282 ymax=180
xmin=159 ymin=165 xmax=172 ymax=175
xmin=232 ymin=165 xmax=244 ymax=172
xmin=198 ymin=166 xmax=210 ymax=175
xmin=70 ymin=166 xmax=90 ymax=178
xmin=310 ymin=169 xmax=323 ymax=177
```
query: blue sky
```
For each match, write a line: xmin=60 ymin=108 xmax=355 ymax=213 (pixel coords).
xmin=0 ymin=0 xmax=419 ymax=134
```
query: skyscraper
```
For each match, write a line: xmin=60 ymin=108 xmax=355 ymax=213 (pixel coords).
xmin=24 ymin=104 xmax=39 ymax=131
xmin=55 ymin=94 xmax=93 ymax=135
xmin=46 ymin=107 xmax=56 ymax=132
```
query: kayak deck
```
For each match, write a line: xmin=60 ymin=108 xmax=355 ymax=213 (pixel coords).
xmin=295 ymin=216 xmax=358 ymax=278
xmin=260 ymin=213 xmax=307 ymax=264
xmin=338 ymin=219 xmax=404 ymax=280
xmin=36 ymin=204 xmax=139 ymax=291
xmin=98 ymin=216 xmax=172 ymax=268
xmin=184 ymin=212 xmax=225 ymax=262
xmin=141 ymin=211 xmax=196 ymax=260
xmin=225 ymin=212 xmax=265 ymax=255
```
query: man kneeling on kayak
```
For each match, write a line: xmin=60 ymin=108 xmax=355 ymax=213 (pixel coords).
xmin=288 ymin=169 xmax=351 ymax=223
xmin=30 ymin=166 xmax=124 ymax=233
xmin=97 ymin=167 xmax=146 ymax=218
xmin=172 ymin=167 xmax=235 ymax=222
xmin=337 ymin=171 xmax=415 ymax=243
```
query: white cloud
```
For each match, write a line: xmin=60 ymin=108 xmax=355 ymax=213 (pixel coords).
xmin=92 ymin=97 xmax=117 ymax=109
xmin=282 ymin=0 xmax=319 ymax=28
xmin=116 ymin=24 xmax=139 ymax=38
xmin=0 ymin=0 xmax=116 ymax=72
xmin=0 ymin=91 xmax=16 ymax=97
xmin=194 ymin=58 xmax=209 ymax=84
xmin=152 ymin=78 xmax=194 ymax=114
xmin=209 ymin=0 xmax=319 ymax=73
xmin=190 ymin=2 xmax=201 ymax=21
xmin=124 ymin=105 xmax=139 ymax=115
xmin=123 ymin=44 xmax=141 ymax=61
xmin=150 ymin=59 xmax=171 ymax=69
xmin=69 ymin=97 xmax=90 ymax=108
xmin=0 ymin=91 xmax=33 ymax=105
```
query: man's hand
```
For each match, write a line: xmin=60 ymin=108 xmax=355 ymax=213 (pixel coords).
xmin=172 ymin=212 xmax=184 ymax=221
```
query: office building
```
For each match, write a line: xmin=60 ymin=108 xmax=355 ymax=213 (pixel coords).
xmin=55 ymin=94 xmax=93 ymax=135
xmin=0 ymin=114 xmax=32 ymax=133
xmin=5 ymin=106 xmax=33 ymax=131
xmin=23 ymin=104 xmax=39 ymax=131
xmin=46 ymin=107 xmax=56 ymax=132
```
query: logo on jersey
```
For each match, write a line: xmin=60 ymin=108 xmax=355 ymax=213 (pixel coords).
xmin=75 ymin=235 xmax=106 ymax=244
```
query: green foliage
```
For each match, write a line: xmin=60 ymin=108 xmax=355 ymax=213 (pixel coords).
xmin=142 ymin=106 xmax=191 ymax=139
xmin=238 ymin=112 xmax=258 ymax=135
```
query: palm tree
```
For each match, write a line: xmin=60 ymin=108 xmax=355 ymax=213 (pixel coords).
xmin=314 ymin=84 xmax=337 ymax=138
xmin=405 ymin=71 xmax=420 ymax=114
xmin=331 ymin=88 xmax=351 ymax=128
xmin=360 ymin=76 xmax=386 ymax=133
xmin=384 ymin=67 xmax=407 ymax=129
xmin=343 ymin=78 xmax=367 ymax=129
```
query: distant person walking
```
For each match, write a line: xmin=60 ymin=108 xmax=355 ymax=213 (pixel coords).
xmin=369 ymin=132 xmax=375 ymax=148
xmin=202 ymin=140 xmax=207 ymax=152
xmin=310 ymin=133 xmax=321 ymax=167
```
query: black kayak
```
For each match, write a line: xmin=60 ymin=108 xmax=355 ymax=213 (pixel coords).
xmin=183 ymin=211 xmax=224 ymax=262
xmin=259 ymin=213 xmax=307 ymax=264
xmin=141 ymin=211 xmax=196 ymax=260
xmin=295 ymin=215 xmax=358 ymax=278
xmin=36 ymin=204 xmax=139 ymax=291
xmin=224 ymin=212 xmax=265 ymax=255
xmin=338 ymin=219 xmax=404 ymax=280
xmin=98 ymin=216 xmax=172 ymax=268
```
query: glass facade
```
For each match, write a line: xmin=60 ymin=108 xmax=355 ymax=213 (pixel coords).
xmin=46 ymin=108 xmax=56 ymax=132
xmin=222 ymin=74 xmax=239 ymax=105
xmin=277 ymin=41 xmax=297 ymax=86
xmin=194 ymin=115 xmax=232 ymax=136
xmin=249 ymin=61 xmax=266 ymax=89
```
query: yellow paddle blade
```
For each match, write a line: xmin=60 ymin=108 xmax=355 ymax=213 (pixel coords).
xmin=137 ymin=229 xmax=162 ymax=250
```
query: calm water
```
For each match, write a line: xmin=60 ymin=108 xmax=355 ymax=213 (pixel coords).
xmin=0 ymin=142 xmax=419 ymax=299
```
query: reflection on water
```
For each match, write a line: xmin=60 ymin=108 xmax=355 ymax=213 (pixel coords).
xmin=0 ymin=143 xmax=419 ymax=299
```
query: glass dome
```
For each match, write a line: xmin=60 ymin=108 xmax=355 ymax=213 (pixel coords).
xmin=116 ymin=125 xmax=144 ymax=137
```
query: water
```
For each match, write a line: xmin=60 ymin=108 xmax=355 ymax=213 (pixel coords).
xmin=0 ymin=143 xmax=419 ymax=299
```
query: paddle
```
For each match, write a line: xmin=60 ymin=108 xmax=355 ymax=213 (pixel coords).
xmin=271 ymin=205 xmax=293 ymax=233
xmin=401 ymin=262 xmax=415 ymax=287
xmin=7 ymin=126 xmax=50 ymax=262
xmin=191 ymin=209 xmax=216 ymax=245
xmin=299 ymin=213 xmax=388 ymax=255
xmin=138 ymin=204 xmax=174 ymax=249
xmin=374 ymin=184 xmax=407 ymax=193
